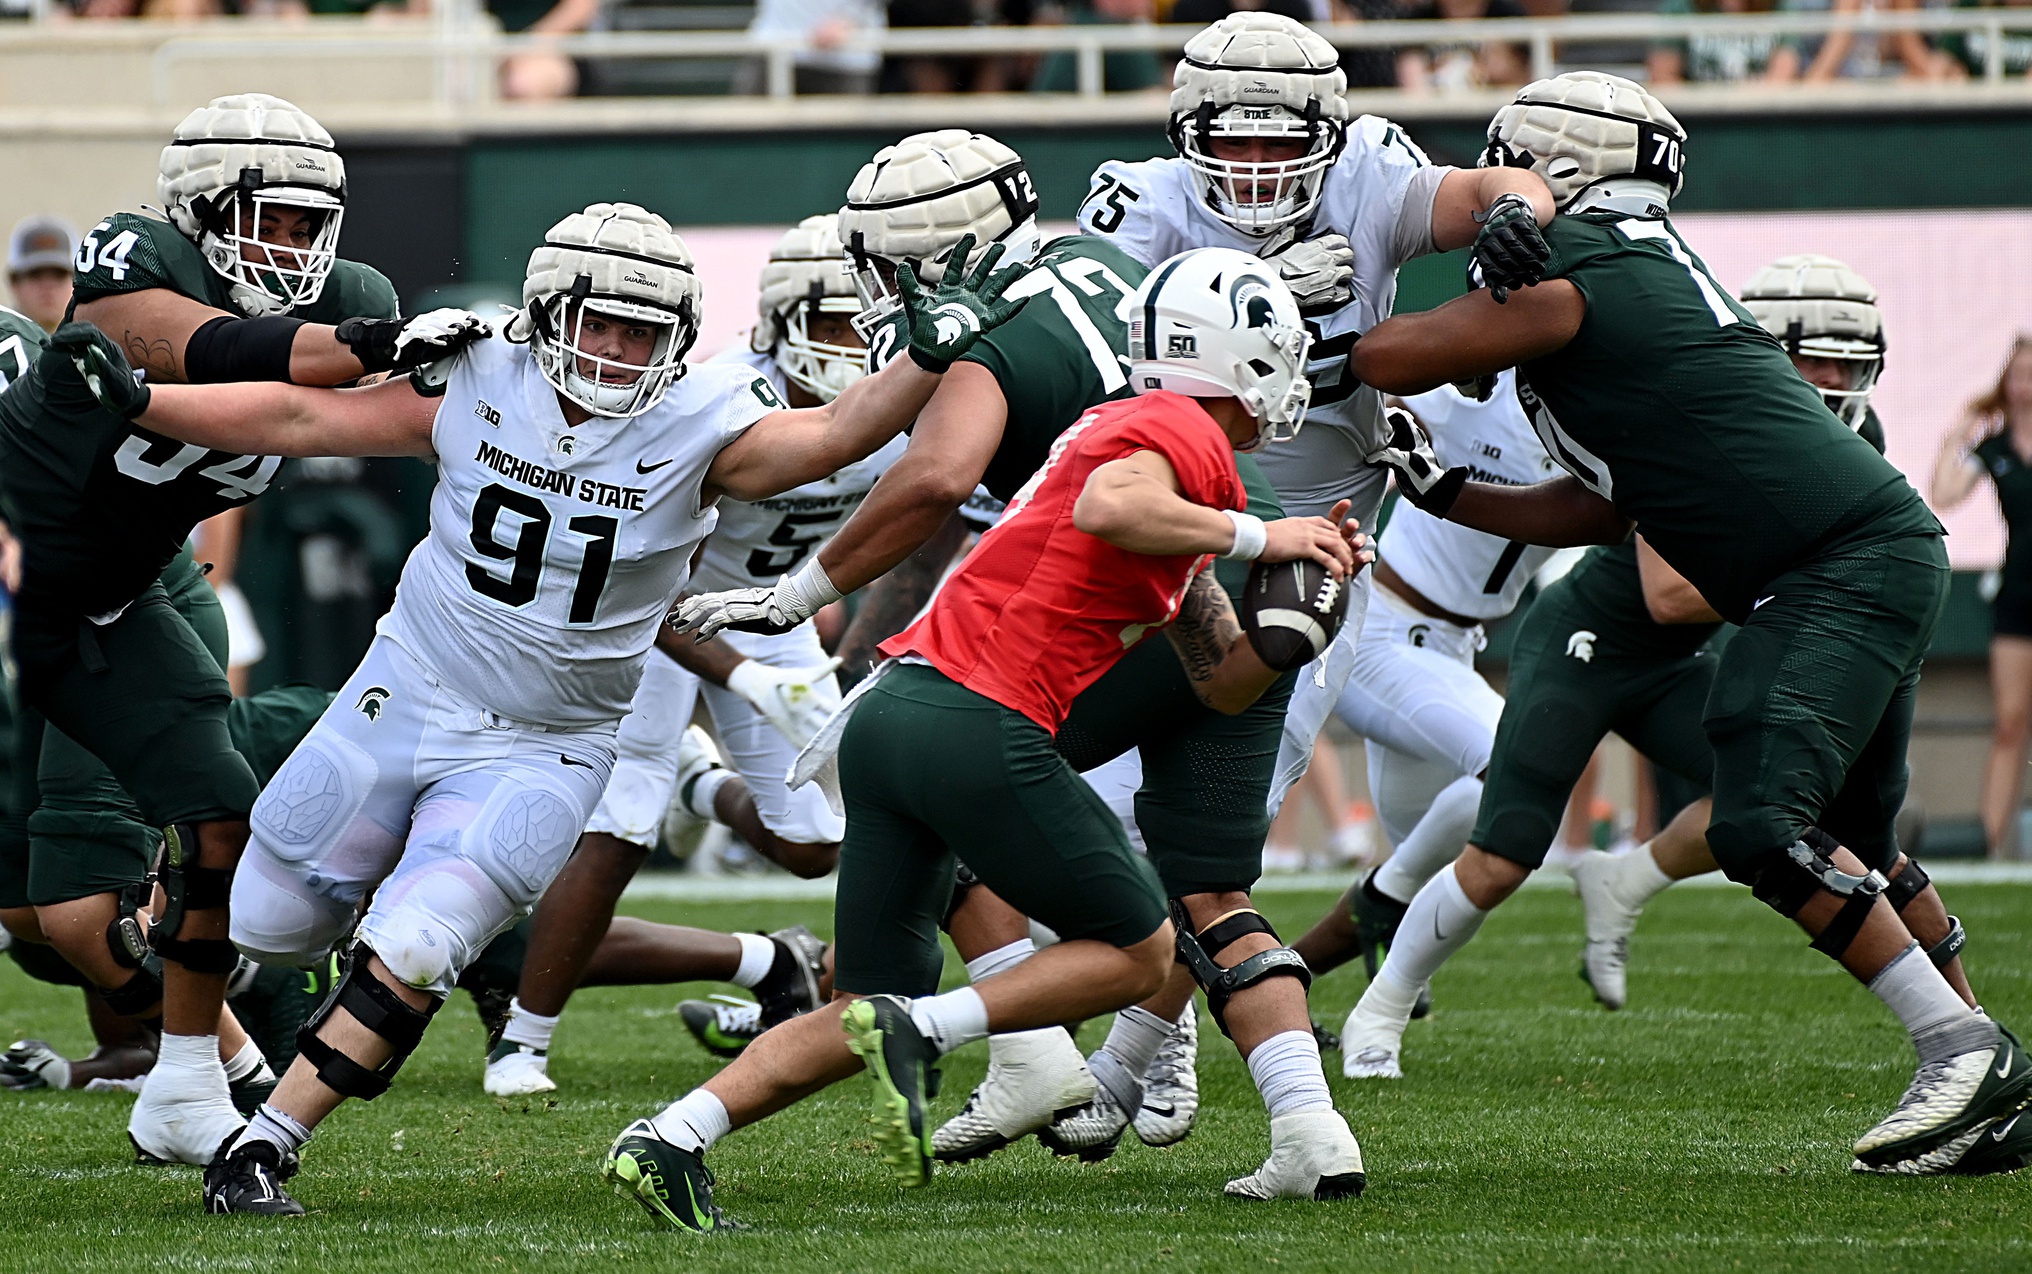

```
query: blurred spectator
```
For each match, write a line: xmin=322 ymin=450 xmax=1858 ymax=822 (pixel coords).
xmin=491 ymin=0 xmax=604 ymax=98
xmin=1929 ymin=335 xmax=2032 ymax=857
xmin=1396 ymin=0 xmax=1537 ymax=93
xmin=1937 ymin=0 xmax=2032 ymax=78
xmin=1768 ymin=0 xmax=1950 ymax=81
xmin=7 ymin=216 xmax=74 ymax=334
xmin=1030 ymin=0 xmax=1161 ymax=92
xmin=1334 ymin=0 xmax=1413 ymax=89
xmin=1649 ymin=0 xmax=1787 ymax=83
xmin=886 ymin=0 xmax=1025 ymax=93
xmin=740 ymin=0 xmax=885 ymax=93
xmin=1171 ymin=0 xmax=1314 ymax=26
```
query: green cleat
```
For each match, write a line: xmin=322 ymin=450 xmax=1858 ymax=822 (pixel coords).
xmin=679 ymin=996 xmax=765 ymax=1059
xmin=605 ymin=1119 xmax=742 ymax=1233
xmin=841 ymin=996 xmax=940 ymax=1188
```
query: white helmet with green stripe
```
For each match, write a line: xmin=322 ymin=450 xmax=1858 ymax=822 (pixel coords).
xmin=1127 ymin=247 xmax=1312 ymax=451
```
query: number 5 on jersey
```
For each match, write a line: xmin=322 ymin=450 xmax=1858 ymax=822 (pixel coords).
xmin=467 ymin=482 xmax=617 ymax=624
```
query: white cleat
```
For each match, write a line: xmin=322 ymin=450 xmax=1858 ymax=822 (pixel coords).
xmin=726 ymin=657 xmax=843 ymax=750
xmin=1570 ymin=849 xmax=1637 ymax=1011
xmin=1341 ymin=989 xmax=1412 ymax=1080
xmin=483 ymin=1044 xmax=557 ymax=1097
xmin=1224 ymin=1110 xmax=1367 ymax=1201
xmin=931 ymin=1028 xmax=1095 ymax=1163
xmin=1133 ymin=1008 xmax=1199 ymax=1147
xmin=128 ymin=1054 xmax=246 ymax=1166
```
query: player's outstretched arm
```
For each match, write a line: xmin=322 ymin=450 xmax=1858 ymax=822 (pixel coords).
xmin=53 ymin=322 xmax=438 ymax=458
xmin=1367 ymin=405 xmax=1629 ymax=547
xmin=1352 ymin=281 xmax=1585 ymax=396
xmin=1073 ymin=452 xmax=1361 ymax=580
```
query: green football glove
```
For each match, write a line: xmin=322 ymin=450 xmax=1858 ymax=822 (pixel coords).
xmin=896 ymin=233 xmax=1026 ymax=374
xmin=51 ymin=321 xmax=151 ymax=420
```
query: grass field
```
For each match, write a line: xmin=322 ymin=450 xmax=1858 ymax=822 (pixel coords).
xmin=4 ymin=882 xmax=2030 ymax=1272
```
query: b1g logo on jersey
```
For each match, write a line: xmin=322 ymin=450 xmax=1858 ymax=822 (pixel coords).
xmin=474 ymin=399 xmax=502 ymax=427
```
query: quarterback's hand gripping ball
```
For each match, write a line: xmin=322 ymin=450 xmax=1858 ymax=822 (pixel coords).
xmin=52 ymin=322 xmax=151 ymax=421
xmin=1469 ymin=191 xmax=1550 ymax=304
xmin=897 ymin=232 xmax=1027 ymax=374
xmin=1241 ymin=556 xmax=1353 ymax=672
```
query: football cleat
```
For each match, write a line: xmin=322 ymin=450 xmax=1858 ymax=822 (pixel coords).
xmin=841 ymin=996 xmax=940 ymax=1188
xmin=1354 ymin=874 xmax=1432 ymax=1019
xmin=1311 ymin=1020 xmax=1341 ymax=1052
xmin=483 ymin=1040 xmax=557 ymax=1096
xmin=203 ymin=1135 xmax=304 ymax=1216
xmin=130 ymin=1054 xmax=246 ymax=1166
xmin=933 ymin=1027 xmax=1095 ymax=1163
xmin=1037 ymin=1080 xmax=1133 ymax=1163
xmin=1133 ymin=1009 xmax=1199 ymax=1148
xmin=1223 ymin=1109 xmax=1366 ymax=1201
xmin=605 ymin=1119 xmax=742 ymax=1232
xmin=2 ymin=1039 xmax=71 ymax=1091
xmin=1854 ymin=1024 xmax=2032 ymax=1170
xmin=755 ymin=925 xmax=828 ymax=1028
xmin=1341 ymin=989 xmax=1412 ymax=1081
xmin=1950 ymin=1110 xmax=2032 ymax=1176
xmin=679 ymin=996 xmax=765 ymax=1059
xmin=1571 ymin=849 xmax=1638 ymax=1011
xmin=229 ymin=1070 xmax=279 ymax=1118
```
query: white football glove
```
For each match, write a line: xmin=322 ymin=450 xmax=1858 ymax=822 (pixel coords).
xmin=669 ymin=559 xmax=844 ymax=640
xmin=1366 ymin=406 xmax=1467 ymax=515
xmin=393 ymin=308 xmax=493 ymax=367
xmin=1265 ymin=234 xmax=1355 ymax=312
xmin=726 ymin=657 xmax=844 ymax=750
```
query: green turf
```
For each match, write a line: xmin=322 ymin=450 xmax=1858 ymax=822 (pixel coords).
xmin=4 ymin=886 xmax=2029 ymax=1272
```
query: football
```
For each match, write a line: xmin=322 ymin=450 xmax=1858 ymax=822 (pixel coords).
xmin=1240 ymin=557 xmax=1351 ymax=671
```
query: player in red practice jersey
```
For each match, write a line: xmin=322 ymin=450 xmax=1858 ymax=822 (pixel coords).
xmin=605 ymin=249 xmax=1369 ymax=1231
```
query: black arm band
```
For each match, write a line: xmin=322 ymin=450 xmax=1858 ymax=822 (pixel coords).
xmin=183 ymin=314 xmax=306 ymax=385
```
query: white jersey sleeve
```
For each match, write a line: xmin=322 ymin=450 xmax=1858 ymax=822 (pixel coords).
xmin=687 ymin=344 xmax=908 ymax=593
xmin=1376 ymin=371 xmax=1560 ymax=620
xmin=379 ymin=335 xmax=777 ymax=727
xmin=1076 ymin=158 xmax=1193 ymax=269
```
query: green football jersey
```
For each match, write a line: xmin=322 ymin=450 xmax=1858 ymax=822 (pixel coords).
xmin=68 ymin=212 xmax=397 ymax=327
xmin=1554 ymin=540 xmax=1719 ymax=663
xmin=1518 ymin=212 xmax=1939 ymax=622
xmin=1 ymin=214 xmax=399 ymax=615
xmin=0 ymin=304 xmax=46 ymax=391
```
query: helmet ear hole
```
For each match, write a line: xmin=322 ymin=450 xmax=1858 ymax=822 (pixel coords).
xmin=1248 ymin=358 xmax=1275 ymax=376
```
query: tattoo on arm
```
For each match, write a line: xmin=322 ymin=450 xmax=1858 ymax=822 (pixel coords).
xmin=1165 ymin=565 xmax=1242 ymax=709
xmin=123 ymin=330 xmax=180 ymax=382
xmin=833 ymin=511 xmax=969 ymax=681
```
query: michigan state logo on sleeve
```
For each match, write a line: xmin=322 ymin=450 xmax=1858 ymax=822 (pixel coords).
xmin=355 ymin=686 xmax=391 ymax=719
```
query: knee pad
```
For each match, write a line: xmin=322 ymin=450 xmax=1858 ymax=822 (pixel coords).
xmin=1880 ymin=857 xmax=1967 ymax=969
xmin=1169 ymin=900 xmax=1312 ymax=1039
xmin=152 ymin=823 xmax=239 ymax=975
xmin=1747 ymin=830 xmax=1886 ymax=960
xmin=98 ymin=965 xmax=165 ymax=1018
xmin=296 ymin=944 xmax=443 ymax=1101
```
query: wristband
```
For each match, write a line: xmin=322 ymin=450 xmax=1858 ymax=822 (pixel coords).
xmin=775 ymin=556 xmax=844 ymax=621
xmin=1411 ymin=467 xmax=1469 ymax=518
xmin=1221 ymin=510 xmax=1268 ymax=560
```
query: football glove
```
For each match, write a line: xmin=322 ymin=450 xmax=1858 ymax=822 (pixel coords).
xmin=898 ymin=233 xmax=1027 ymax=374
xmin=1470 ymin=192 xmax=1550 ymax=305
xmin=726 ymin=656 xmax=844 ymax=750
xmin=1367 ymin=406 xmax=1467 ymax=515
xmin=1265 ymin=233 xmax=1355 ymax=313
xmin=669 ymin=558 xmax=843 ymax=640
xmin=51 ymin=322 xmax=150 ymax=420
xmin=335 ymin=308 xmax=493 ymax=374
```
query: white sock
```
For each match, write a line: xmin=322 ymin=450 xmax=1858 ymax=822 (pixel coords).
xmin=1097 ymin=1005 xmax=1172 ymax=1079
xmin=907 ymin=986 xmax=989 ymax=1056
xmin=964 ymin=938 xmax=1035 ymax=983
xmin=221 ymin=1039 xmax=272 ymax=1085
xmin=1869 ymin=942 xmax=1981 ymax=1048
xmin=1246 ymin=1028 xmax=1334 ymax=1118
xmin=159 ymin=1032 xmax=222 ymax=1071
xmin=730 ymin=933 xmax=778 ymax=989
xmin=648 ymin=1089 xmax=731 ymax=1154
xmin=501 ymin=998 xmax=559 ymax=1052
xmin=1607 ymin=841 xmax=1676 ymax=907
xmin=241 ymin=1102 xmax=312 ymax=1156
xmin=685 ymin=768 xmax=736 ymax=820
xmin=1373 ymin=776 xmax=1483 ymax=903
xmin=1377 ymin=862 xmax=1490 ymax=994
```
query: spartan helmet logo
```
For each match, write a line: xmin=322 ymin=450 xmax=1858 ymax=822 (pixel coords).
xmin=1407 ymin=623 xmax=1431 ymax=648
xmin=1565 ymin=630 xmax=1597 ymax=663
xmin=355 ymin=685 xmax=391 ymax=720
xmin=558 ymin=435 xmax=577 ymax=456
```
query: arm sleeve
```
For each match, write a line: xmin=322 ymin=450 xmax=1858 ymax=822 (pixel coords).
xmin=1338 ymin=117 xmax=1443 ymax=276
xmin=1392 ymin=164 xmax=1450 ymax=266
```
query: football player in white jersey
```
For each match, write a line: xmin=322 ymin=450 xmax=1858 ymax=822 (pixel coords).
xmin=53 ymin=199 xmax=1022 ymax=1216
xmin=483 ymin=214 xmax=905 ymax=1097
xmin=1074 ymin=11 xmax=1557 ymax=819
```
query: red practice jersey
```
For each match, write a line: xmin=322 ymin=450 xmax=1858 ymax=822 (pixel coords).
xmin=881 ymin=391 xmax=1246 ymax=731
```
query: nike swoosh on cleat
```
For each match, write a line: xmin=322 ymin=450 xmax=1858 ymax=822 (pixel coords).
xmin=559 ymin=753 xmax=596 ymax=769
xmin=636 ymin=457 xmax=675 ymax=474
xmin=1998 ymin=1053 xmax=2015 ymax=1080
xmin=1142 ymin=1104 xmax=1175 ymax=1117
xmin=1994 ymin=1115 xmax=2021 ymax=1142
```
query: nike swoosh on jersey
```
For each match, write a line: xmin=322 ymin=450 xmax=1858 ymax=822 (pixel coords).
xmin=1753 ymin=595 xmax=1776 ymax=609
xmin=559 ymin=753 xmax=597 ymax=769
xmin=636 ymin=457 xmax=675 ymax=474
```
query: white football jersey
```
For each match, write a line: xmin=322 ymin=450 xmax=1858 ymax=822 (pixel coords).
xmin=689 ymin=344 xmax=908 ymax=593
xmin=1081 ymin=115 xmax=1447 ymax=520
xmin=378 ymin=335 xmax=778 ymax=728
xmin=1378 ymin=371 xmax=1560 ymax=620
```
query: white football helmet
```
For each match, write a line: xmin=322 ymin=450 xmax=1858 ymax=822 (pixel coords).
xmin=1740 ymin=254 xmax=1885 ymax=429
xmin=1169 ymin=14 xmax=1350 ymax=238
xmin=1482 ymin=71 xmax=1686 ymax=214
xmin=157 ymin=93 xmax=347 ymax=316
xmin=753 ymin=214 xmax=865 ymax=404
xmin=1127 ymin=247 xmax=1312 ymax=450
xmin=506 ymin=202 xmax=702 ymax=419
xmin=837 ymin=130 xmax=1042 ymax=338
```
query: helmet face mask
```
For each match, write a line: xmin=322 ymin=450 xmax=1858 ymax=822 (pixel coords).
xmin=535 ymin=294 xmax=687 ymax=419
xmin=780 ymin=297 xmax=867 ymax=402
xmin=757 ymin=215 xmax=866 ymax=403
xmin=1128 ymin=247 xmax=1313 ymax=450
xmin=1179 ymin=103 xmax=1341 ymax=236
xmin=197 ymin=181 xmax=345 ymax=312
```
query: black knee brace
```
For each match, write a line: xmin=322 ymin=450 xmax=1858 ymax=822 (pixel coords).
xmin=1169 ymin=900 xmax=1312 ymax=1039
xmin=296 ymin=944 xmax=443 ymax=1100
xmin=1881 ymin=857 xmax=1966 ymax=969
xmin=152 ymin=823 xmax=238 ymax=975
xmin=941 ymin=862 xmax=981 ymax=932
xmin=98 ymin=966 xmax=165 ymax=1018
xmin=1748 ymin=831 xmax=1887 ymax=960
xmin=106 ymin=880 xmax=151 ymax=971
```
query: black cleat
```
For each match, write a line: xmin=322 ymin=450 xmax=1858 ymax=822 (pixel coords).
xmin=1352 ymin=872 xmax=1433 ymax=1018
xmin=203 ymin=1136 xmax=304 ymax=1216
xmin=229 ymin=1073 xmax=278 ymax=1117
xmin=679 ymin=996 xmax=765 ymax=1059
xmin=1311 ymin=1020 xmax=1341 ymax=1052
xmin=605 ymin=1119 xmax=744 ymax=1232
xmin=1952 ymin=1110 xmax=2032 ymax=1176
xmin=754 ymin=926 xmax=828 ymax=1028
